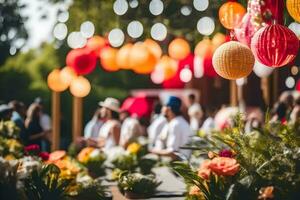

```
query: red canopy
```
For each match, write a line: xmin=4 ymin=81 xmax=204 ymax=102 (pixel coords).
xmin=121 ymin=97 xmax=152 ymax=118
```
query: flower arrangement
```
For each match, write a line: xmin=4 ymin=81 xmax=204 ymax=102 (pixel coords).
xmin=77 ymin=147 xmax=106 ymax=178
xmin=118 ymin=171 xmax=161 ymax=199
xmin=173 ymin=116 xmax=300 ymax=200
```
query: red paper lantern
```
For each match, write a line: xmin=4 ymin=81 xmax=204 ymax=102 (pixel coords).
xmin=100 ymin=47 xmax=119 ymax=72
xmin=251 ymin=24 xmax=299 ymax=68
xmin=168 ymin=38 xmax=190 ymax=60
xmin=66 ymin=48 xmax=97 ymax=75
xmin=86 ymin=36 xmax=107 ymax=56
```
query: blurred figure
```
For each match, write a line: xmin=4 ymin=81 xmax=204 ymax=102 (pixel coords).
xmin=290 ymin=95 xmax=300 ymax=123
xmin=84 ymin=108 xmax=103 ymax=140
xmin=244 ymin=109 xmax=263 ymax=134
xmin=97 ymin=98 xmax=121 ymax=150
xmin=0 ymin=104 xmax=13 ymax=121
xmin=187 ymin=94 xmax=203 ymax=132
xmin=279 ymin=91 xmax=294 ymax=120
xmin=147 ymin=103 xmax=167 ymax=149
xmin=271 ymin=102 xmax=288 ymax=123
xmin=34 ymin=97 xmax=52 ymax=151
xmin=119 ymin=110 xmax=142 ymax=148
xmin=9 ymin=100 xmax=27 ymax=143
xmin=150 ymin=102 xmax=163 ymax=122
xmin=151 ymin=96 xmax=193 ymax=160
xmin=25 ymin=103 xmax=48 ymax=147
xmin=200 ymin=106 xmax=217 ymax=136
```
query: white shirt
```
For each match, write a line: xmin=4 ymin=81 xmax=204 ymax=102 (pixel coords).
xmin=119 ymin=117 xmax=140 ymax=147
xmin=201 ymin=117 xmax=215 ymax=135
xmin=40 ymin=114 xmax=51 ymax=131
xmin=98 ymin=120 xmax=120 ymax=150
xmin=147 ymin=115 xmax=167 ymax=149
xmin=188 ymin=103 xmax=203 ymax=131
xmin=84 ymin=117 xmax=103 ymax=139
xmin=154 ymin=116 xmax=193 ymax=158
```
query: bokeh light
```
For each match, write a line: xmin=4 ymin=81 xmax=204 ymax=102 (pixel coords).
xmin=288 ymin=22 xmax=300 ymax=37
xmin=151 ymin=69 xmax=164 ymax=84
xmin=285 ymin=76 xmax=295 ymax=88
xmin=67 ymin=32 xmax=87 ymax=49
xmin=129 ymin=0 xmax=139 ymax=8
xmin=113 ymin=0 xmax=128 ymax=15
xmin=193 ymin=56 xmax=204 ymax=78
xmin=53 ymin=23 xmax=68 ymax=40
xmin=236 ymin=78 xmax=246 ymax=86
xmin=80 ymin=21 xmax=95 ymax=38
xmin=291 ymin=66 xmax=299 ymax=75
xmin=57 ymin=11 xmax=69 ymax=23
xmin=151 ymin=23 xmax=167 ymax=41
xmin=197 ymin=17 xmax=215 ymax=36
xmin=108 ymin=28 xmax=125 ymax=47
xmin=181 ymin=6 xmax=192 ymax=16
xmin=180 ymin=67 xmax=192 ymax=83
xmin=149 ymin=0 xmax=164 ymax=16
xmin=127 ymin=20 xmax=144 ymax=38
xmin=193 ymin=0 xmax=209 ymax=11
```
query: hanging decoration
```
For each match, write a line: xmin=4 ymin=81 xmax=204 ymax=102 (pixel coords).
xmin=100 ymin=47 xmax=119 ymax=72
xmin=66 ymin=48 xmax=97 ymax=75
xmin=287 ymin=0 xmax=300 ymax=23
xmin=86 ymin=36 xmax=107 ymax=56
xmin=47 ymin=69 xmax=69 ymax=92
xmin=70 ymin=76 xmax=91 ymax=98
xmin=234 ymin=13 xmax=258 ymax=47
xmin=213 ymin=41 xmax=255 ymax=80
xmin=60 ymin=66 xmax=77 ymax=86
xmin=219 ymin=1 xmax=246 ymax=30
xmin=155 ymin=55 xmax=178 ymax=80
xmin=251 ymin=24 xmax=299 ymax=68
xmin=116 ymin=43 xmax=133 ymax=69
xmin=253 ymin=60 xmax=274 ymax=78
xmin=143 ymin=39 xmax=162 ymax=60
xmin=212 ymin=33 xmax=227 ymax=50
xmin=168 ymin=38 xmax=191 ymax=60
xmin=194 ymin=38 xmax=213 ymax=58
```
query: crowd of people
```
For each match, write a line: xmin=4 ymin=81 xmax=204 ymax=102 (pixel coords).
xmin=1 ymin=91 xmax=299 ymax=160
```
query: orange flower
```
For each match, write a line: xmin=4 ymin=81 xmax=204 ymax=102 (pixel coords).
xmin=197 ymin=159 xmax=211 ymax=180
xmin=189 ymin=185 xmax=201 ymax=196
xmin=77 ymin=147 xmax=95 ymax=163
xmin=48 ymin=150 xmax=66 ymax=162
xmin=208 ymin=157 xmax=240 ymax=176
xmin=258 ymin=186 xmax=274 ymax=199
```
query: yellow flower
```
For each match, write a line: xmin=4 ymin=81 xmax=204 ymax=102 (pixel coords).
xmin=4 ymin=154 xmax=16 ymax=161
xmin=6 ymin=139 xmax=22 ymax=151
xmin=77 ymin=147 xmax=94 ymax=164
xmin=127 ymin=142 xmax=141 ymax=154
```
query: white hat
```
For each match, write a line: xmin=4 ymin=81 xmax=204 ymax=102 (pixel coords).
xmin=99 ymin=98 xmax=120 ymax=113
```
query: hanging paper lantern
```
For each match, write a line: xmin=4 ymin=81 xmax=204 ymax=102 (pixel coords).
xmin=213 ymin=41 xmax=255 ymax=80
xmin=86 ymin=36 xmax=107 ymax=56
xmin=155 ymin=55 xmax=178 ymax=80
xmin=70 ymin=76 xmax=91 ymax=98
xmin=287 ymin=0 xmax=300 ymax=23
xmin=100 ymin=47 xmax=119 ymax=72
xmin=47 ymin=69 xmax=69 ymax=92
xmin=234 ymin=13 xmax=258 ymax=47
xmin=60 ymin=66 xmax=77 ymax=86
xmin=219 ymin=1 xmax=246 ymax=30
xmin=144 ymin=39 xmax=162 ymax=59
xmin=194 ymin=55 xmax=217 ymax=78
xmin=66 ymin=48 xmax=97 ymax=75
xmin=194 ymin=38 xmax=213 ymax=58
xmin=116 ymin=43 xmax=133 ymax=69
xmin=251 ymin=24 xmax=299 ymax=68
xmin=168 ymin=38 xmax=191 ymax=60
xmin=129 ymin=42 xmax=156 ymax=74
xmin=253 ymin=60 xmax=273 ymax=78
xmin=212 ymin=33 xmax=226 ymax=49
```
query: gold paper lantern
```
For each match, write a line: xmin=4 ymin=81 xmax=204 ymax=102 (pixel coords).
xmin=168 ymin=38 xmax=190 ymax=60
xmin=155 ymin=55 xmax=178 ymax=80
xmin=70 ymin=76 xmax=91 ymax=97
xmin=47 ymin=69 xmax=69 ymax=92
xmin=144 ymin=39 xmax=162 ymax=59
xmin=60 ymin=66 xmax=77 ymax=86
xmin=212 ymin=33 xmax=226 ymax=49
xmin=287 ymin=0 xmax=300 ymax=23
xmin=100 ymin=47 xmax=119 ymax=72
xmin=212 ymin=41 xmax=254 ymax=80
xmin=116 ymin=43 xmax=133 ymax=69
xmin=194 ymin=38 xmax=214 ymax=58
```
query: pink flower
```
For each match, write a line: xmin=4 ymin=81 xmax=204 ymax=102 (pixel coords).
xmin=219 ymin=149 xmax=233 ymax=158
xmin=209 ymin=157 xmax=240 ymax=176
xmin=39 ymin=152 xmax=50 ymax=161
xmin=197 ymin=160 xmax=211 ymax=180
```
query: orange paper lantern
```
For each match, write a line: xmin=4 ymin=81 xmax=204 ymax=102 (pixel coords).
xmin=194 ymin=38 xmax=214 ymax=58
xmin=129 ymin=43 xmax=156 ymax=74
xmin=287 ymin=0 xmax=300 ymax=23
xmin=212 ymin=33 xmax=226 ymax=49
xmin=47 ymin=69 xmax=69 ymax=92
xmin=100 ymin=47 xmax=119 ymax=72
xmin=86 ymin=36 xmax=106 ymax=55
xmin=60 ymin=66 xmax=77 ymax=86
xmin=70 ymin=76 xmax=91 ymax=97
xmin=116 ymin=43 xmax=133 ymax=69
xmin=219 ymin=2 xmax=246 ymax=30
xmin=144 ymin=39 xmax=162 ymax=59
xmin=212 ymin=41 xmax=255 ymax=80
xmin=168 ymin=38 xmax=191 ymax=60
xmin=155 ymin=55 xmax=178 ymax=80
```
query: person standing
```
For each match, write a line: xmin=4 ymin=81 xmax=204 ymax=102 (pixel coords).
xmin=97 ymin=98 xmax=121 ymax=150
xmin=9 ymin=100 xmax=27 ymax=143
xmin=187 ymin=94 xmax=203 ymax=133
xmin=84 ymin=108 xmax=104 ymax=140
xmin=151 ymin=96 xmax=193 ymax=160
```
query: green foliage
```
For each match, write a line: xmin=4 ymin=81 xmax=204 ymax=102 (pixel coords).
xmin=71 ymin=179 xmax=109 ymax=200
xmin=118 ymin=172 xmax=161 ymax=197
xmin=112 ymin=154 xmax=138 ymax=171
xmin=0 ymin=159 xmax=20 ymax=200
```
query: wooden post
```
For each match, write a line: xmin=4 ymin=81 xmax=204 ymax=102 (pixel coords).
xmin=72 ymin=96 xmax=83 ymax=142
xmin=230 ymin=80 xmax=238 ymax=106
xmin=272 ymin=70 xmax=279 ymax=103
xmin=51 ymin=91 xmax=60 ymax=151
xmin=261 ymin=77 xmax=270 ymax=107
